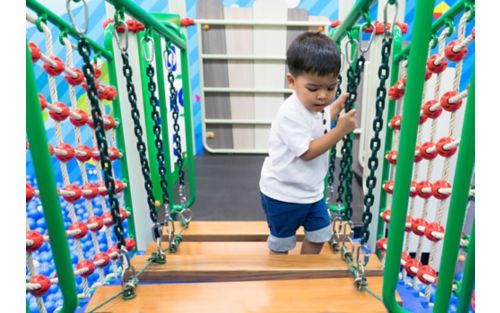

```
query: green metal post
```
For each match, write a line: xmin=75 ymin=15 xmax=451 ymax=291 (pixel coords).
xmin=433 ymin=67 xmax=475 ymax=313
xmin=331 ymin=0 xmax=376 ymax=43
xmin=457 ymin=222 xmax=475 ymax=313
xmin=104 ymin=26 xmax=137 ymax=242
xmin=376 ymin=25 xmax=402 ymax=259
xmin=382 ymin=1 xmax=436 ymax=312
xmin=26 ymin=42 xmax=78 ymax=313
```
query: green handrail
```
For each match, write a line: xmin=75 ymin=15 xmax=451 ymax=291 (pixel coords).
xmin=104 ymin=26 xmax=138 ymax=243
xmin=382 ymin=0 xmax=436 ymax=312
xmin=375 ymin=24 xmax=403 ymax=259
xmin=457 ymin=222 xmax=475 ymax=313
xmin=331 ymin=0 xmax=376 ymax=43
xmin=106 ymin=0 xmax=186 ymax=50
xmin=395 ymin=0 xmax=475 ymax=62
xmin=433 ymin=66 xmax=475 ymax=313
xmin=26 ymin=42 xmax=78 ymax=313
xmin=26 ymin=0 xmax=112 ymax=60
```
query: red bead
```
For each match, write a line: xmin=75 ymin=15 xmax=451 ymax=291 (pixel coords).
xmin=424 ymin=222 xmax=445 ymax=242
xmin=92 ymin=146 xmax=100 ymax=161
xmin=422 ymin=99 xmax=442 ymax=119
xmin=49 ymin=102 xmax=70 ymax=122
xmin=82 ymin=79 xmax=100 ymax=91
xmin=376 ymin=237 xmax=388 ymax=251
xmin=87 ymin=216 xmax=104 ymax=232
xmin=405 ymin=257 xmax=422 ymax=277
xmin=386 ymin=150 xmax=397 ymax=165
xmin=103 ymin=115 xmax=116 ymax=131
xmin=372 ymin=21 xmax=385 ymax=35
xmin=76 ymin=260 xmax=95 ymax=277
xmin=120 ymin=208 xmax=129 ymax=221
xmin=115 ymin=180 xmax=125 ymax=193
xmin=26 ymin=230 xmax=44 ymax=252
xmin=436 ymin=137 xmax=458 ymax=158
xmin=65 ymin=68 xmax=85 ymax=86
xmin=388 ymin=85 xmax=404 ymax=100
xmin=427 ymin=54 xmax=448 ymax=74
xmin=55 ymin=144 xmax=75 ymax=162
xmin=98 ymin=181 xmax=108 ymax=196
xmin=412 ymin=218 xmax=428 ymax=236
xmin=424 ymin=69 xmax=433 ymax=81
xmin=420 ymin=142 xmax=437 ymax=160
xmin=29 ymin=275 xmax=51 ymax=296
xmin=180 ymin=17 xmax=195 ymax=27
xmin=419 ymin=111 xmax=428 ymax=124
xmin=62 ymin=184 xmax=82 ymax=202
xmin=380 ymin=210 xmax=391 ymax=223
xmin=26 ymin=183 xmax=35 ymax=202
xmin=103 ymin=212 xmax=114 ymax=227
xmin=432 ymin=180 xmax=452 ymax=200
xmin=93 ymin=252 xmax=110 ymax=268
xmin=102 ymin=18 xmax=114 ymax=30
xmin=81 ymin=183 xmax=99 ymax=199
xmin=105 ymin=87 xmax=118 ymax=101
xmin=69 ymin=221 xmax=88 ymax=239
xmin=38 ymin=93 xmax=48 ymax=110
xmin=29 ymin=42 xmax=42 ymax=62
xmin=445 ymin=40 xmax=468 ymax=62
xmin=414 ymin=147 xmax=423 ymax=163
xmin=43 ymin=55 xmax=65 ymax=76
xmin=330 ymin=20 xmax=341 ymax=28
xmin=108 ymin=245 xmax=119 ymax=260
xmin=440 ymin=91 xmax=463 ymax=112
xmin=416 ymin=181 xmax=433 ymax=199
xmin=48 ymin=144 xmax=54 ymax=156
xmin=127 ymin=19 xmax=144 ymax=32
xmin=409 ymin=181 xmax=418 ymax=198
xmin=75 ymin=145 xmax=92 ymax=162
xmin=93 ymin=64 xmax=101 ymax=78
xmin=417 ymin=265 xmax=437 ymax=285
xmin=125 ymin=238 xmax=136 ymax=251
xmin=405 ymin=216 xmax=414 ymax=232
xmin=389 ymin=115 xmax=401 ymax=130
xmin=400 ymin=252 xmax=412 ymax=267
xmin=97 ymin=87 xmax=108 ymax=100
xmin=395 ymin=21 xmax=408 ymax=34
xmin=383 ymin=180 xmax=394 ymax=194
xmin=69 ymin=108 xmax=89 ymax=127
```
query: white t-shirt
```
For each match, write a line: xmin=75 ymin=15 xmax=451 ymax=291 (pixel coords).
xmin=259 ymin=92 xmax=331 ymax=204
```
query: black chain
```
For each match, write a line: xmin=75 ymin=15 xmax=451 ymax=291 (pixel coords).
xmin=337 ymin=55 xmax=365 ymax=220
xmin=360 ymin=36 xmax=392 ymax=244
xmin=77 ymin=38 xmax=126 ymax=250
xmin=146 ymin=64 xmax=170 ymax=205
xmin=121 ymin=51 xmax=158 ymax=223
xmin=327 ymin=75 xmax=343 ymax=189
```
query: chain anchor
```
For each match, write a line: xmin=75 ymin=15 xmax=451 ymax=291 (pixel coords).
xmin=119 ymin=248 xmax=137 ymax=300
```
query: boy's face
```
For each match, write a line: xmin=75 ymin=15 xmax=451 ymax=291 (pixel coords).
xmin=287 ymin=72 xmax=338 ymax=113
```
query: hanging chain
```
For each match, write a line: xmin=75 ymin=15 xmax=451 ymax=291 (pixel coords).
xmin=327 ymin=75 xmax=343 ymax=209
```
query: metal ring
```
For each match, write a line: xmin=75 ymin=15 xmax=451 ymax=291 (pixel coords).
xmin=383 ymin=0 xmax=399 ymax=36
xmin=341 ymin=221 xmax=354 ymax=255
xmin=358 ymin=24 xmax=376 ymax=54
xmin=344 ymin=39 xmax=358 ymax=66
xmin=141 ymin=32 xmax=155 ymax=64
xmin=163 ymin=44 xmax=177 ymax=72
xmin=113 ymin=19 xmax=129 ymax=52
xmin=66 ymin=0 xmax=88 ymax=35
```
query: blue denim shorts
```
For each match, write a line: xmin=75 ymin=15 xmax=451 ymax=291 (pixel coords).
xmin=260 ymin=193 xmax=332 ymax=252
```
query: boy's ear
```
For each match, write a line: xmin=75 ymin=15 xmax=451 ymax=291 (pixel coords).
xmin=287 ymin=73 xmax=296 ymax=89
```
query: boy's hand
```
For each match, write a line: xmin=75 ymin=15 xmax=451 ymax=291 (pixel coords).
xmin=331 ymin=92 xmax=349 ymax=118
xmin=336 ymin=109 xmax=357 ymax=136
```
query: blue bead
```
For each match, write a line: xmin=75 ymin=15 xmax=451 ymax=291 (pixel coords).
xmin=71 ymin=254 xmax=78 ymax=264
xmin=27 ymin=218 xmax=36 ymax=229
xmin=35 ymin=227 xmax=45 ymax=234
xmin=449 ymin=303 xmax=458 ymax=313
xmin=55 ymin=299 xmax=64 ymax=310
xmin=44 ymin=300 xmax=55 ymax=312
xmin=29 ymin=301 xmax=38 ymax=312
xmin=36 ymin=218 xmax=46 ymax=228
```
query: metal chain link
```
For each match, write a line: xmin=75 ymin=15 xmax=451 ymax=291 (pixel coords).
xmin=77 ymin=38 xmax=126 ymax=250
xmin=327 ymin=75 xmax=343 ymax=188
xmin=360 ymin=35 xmax=392 ymax=245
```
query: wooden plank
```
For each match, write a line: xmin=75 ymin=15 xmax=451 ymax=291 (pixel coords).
xmin=224 ymin=7 xmax=255 ymax=150
xmin=87 ymin=277 xmax=401 ymax=313
xmin=198 ymin=0 xmax=234 ymax=150
xmin=128 ymin=253 xmax=383 ymax=282
xmin=252 ymin=0 xmax=288 ymax=150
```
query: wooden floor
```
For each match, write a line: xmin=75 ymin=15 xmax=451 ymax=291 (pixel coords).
xmin=87 ymin=277 xmax=396 ymax=313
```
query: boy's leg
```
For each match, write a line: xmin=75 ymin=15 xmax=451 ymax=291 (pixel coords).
xmin=302 ymin=198 xmax=332 ymax=255
xmin=300 ymin=240 xmax=324 ymax=254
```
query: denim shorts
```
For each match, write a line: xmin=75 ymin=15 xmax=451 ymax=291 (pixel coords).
xmin=260 ymin=192 xmax=332 ymax=252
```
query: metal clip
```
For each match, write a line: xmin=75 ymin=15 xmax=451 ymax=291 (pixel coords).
xmin=66 ymin=0 xmax=89 ymax=35
xmin=341 ymin=221 xmax=354 ymax=261
xmin=118 ymin=247 xmax=137 ymax=300
xmin=330 ymin=216 xmax=342 ymax=252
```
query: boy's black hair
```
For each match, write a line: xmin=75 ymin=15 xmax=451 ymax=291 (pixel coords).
xmin=286 ymin=31 xmax=341 ymax=77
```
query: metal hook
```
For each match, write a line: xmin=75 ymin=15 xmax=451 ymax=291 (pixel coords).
xmin=141 ymin=33 xmax=155 ymax=64
xmin=66 ymin=0 xmax=89 ymax=35
xmin=163 ymin=43 xmax=177 ymax=72
xmin=345 ymin=38 xmax=359 ymax=66
xmin=113 ymin=19 xmax=129 ymax=52
xmin=358 ymin=24 xmax=376 ymax=54
xmin=383 ymin=0 xmax=399 ymax=37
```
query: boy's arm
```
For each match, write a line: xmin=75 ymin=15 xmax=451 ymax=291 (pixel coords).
xmin=330 ymin=92 xmax=349 ymax=121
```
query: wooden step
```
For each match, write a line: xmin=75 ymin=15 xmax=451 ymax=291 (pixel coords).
xmin=129 ymin=253 xmax=383 ymax=283
xmin=86 ymin=277 xmax=400 ymax=313
xmin=164 ymin=221 xmax=350 ymax=241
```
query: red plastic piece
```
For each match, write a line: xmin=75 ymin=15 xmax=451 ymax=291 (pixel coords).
xmin=103 ymin=115 xmax=117 ymax=131
xmin=127 ymin=19 xmax=145 ymax=33
xmin=69 ymin=221 xmax=88 ymax=239
xmin=115 ymin=180 xmax=125 ymax=193
xmin=64 ymin=68 xmax=84 ymax=86
xmin=105 ymin=86 xmax=118 ymax=101
xmin=420 ymin=142 xmax=437 ymax=160
xmin=29 ymin=42 xmax=42 ymax=62
xmin=43 ymin=55 xmax=65 ymax=76
xmin=404 ymin=257 xmax=422 ymax=277
xmin=55 ymin=143 xmax=75 ymax=162
xmin=29 ymin=275 xmax=51 ymax=296
xmin=422 ymin=99 xmax=442 ymax=119
xmin=416 ymin=181 xmax=433 ymax=199
xmin=26 ymin=230 xmax=44 ymax=252
xmin=386 ymin=150 xmax=397 ymax=165
xmin=424 ymin=69 xmax=433 ymax=81
xmin=424 ymin=222 xmax=445 ymax=242
xmin=98 ymin=181 xmax=108 ymax=196
xmin=373 ymin=21 xmax=385 ymax=35
xmin=380 ymin=210 xmax=391 ymax=223
xmin=432 ymin=180 xmax=452 ymax=200
xmin=419 ymin=111 xmax=428 ymax=124
xmin=180 ymin=18 xmax=195 ymax=27
xmin=383 ymin=180 xmax=394 ymax=194
xmin=75 ymin=145 xmax=93 ymax=162
xmin=93 ymin=64 xmax=101 ymax=78
xmin=330 ymin=20 xmax=341 ymax=28
xmin=62 ymin=184 xmax=82 ymax=202
xmin=445 ymin=40 xmax=468 ymax=62
xmin=87 ymin=216 xmax=104 ymax=232
xmin=409 ymin=181 xmax=418 ymax=198
xmin=48 ymin=144 xmax=54 ymax=156
xmin=69 ymin=108 xmax=89 ymax=127
xmin=49 ymin=102 xmax=70 ymax=122
xmin=405 ymin=216 xmax=414 ymax=232
xmin=414 ymin=147 xmax=423 ymax=163
xmin=412 ymin=218 xmax=428 ymax=236
xmin=427 ymin=54 xmax=448 ymax=74
xmin=26 ymin=183 xmax=36 ymax=202
xmin=436 ymin=137 xmax=458 ymax=157
xmin=376 ymin=237 xmax=388 ymax=251
xmin=395 ymin=21 xmax=408 ymax=34
xmin=103 ymin=212 xmax=114 ymax=227
xmin=82 ymin=79 xmax=100 ymax=91
xmin=108 ymin=245 xmax=119 ymax=260
xmin=92 ymin=146 xmax=101 ymax=161
xmin=93 ymin=252 xmax=110 ymax=268
xmin=108 ymin=147 xmax=120 ymax=161
xmin=76 ymin=260 xmax=95 ymax=277
xmin=417 ymin=265 xmax=437 ymax=285
xmin=440 ymin=91 xmax=463 ymax=112
xmin=125 ymin=238 xmax=136 ymax=251
xmin=389 ymin=115 xmax=402 ymax=130
xmin=388 ymin=85 xmax=405 ymax=100
xmin=38 ymin=94 xmax=48 ymax=110
xmin=81 ymin=183 xmax=99 ymax=199
xmin=120 ymin=208 xmax=129 ymax=221
xmin=400 ymin=252 xmax=411 ymax=267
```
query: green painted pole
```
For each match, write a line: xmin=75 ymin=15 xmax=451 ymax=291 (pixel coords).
xmin=26 ymin=0 xmax=112 ymax=60
xmin=433 ymin=67 xmax=475 ymax=313
xmin=331 ymin=0 xmax=376 ymax=43
xmin=457 ymin=222 xmax=475 ymax=313
xmin=26 ymin=42 xmax=78 ymax=313
xmin=382 ymin=1 xmax=436 ymax=312
xmin=104 ymin=26 xmax=137 ymax=243
xmin=376 ymin=25 xmax=403 ymax=259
